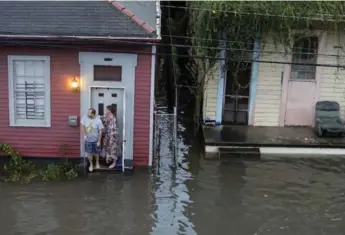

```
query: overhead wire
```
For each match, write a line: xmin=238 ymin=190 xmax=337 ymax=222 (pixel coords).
xmin=130 ymin=2 xmax=345 ymax=50
xmin=160 ymin=4 xmax=345 ymax=22
xmin=135 ymin=1 xmax=345 ymax=21
xmin=160 ymin=34 xmax=344 ymax=52
xmin=157 ymin=4 xmax=345 ymax=55
xmin=1 ymin=3 xmax=345 ymax=68
xmin=129 ymin=3 xmax=345 ymax=91
xmin=3 ymin=31 xmax=343 ymax=55
xmin=1 ymin=39 xmax=344 ymax=69
xmin=2 ymin=33 xmax=342 ymax=60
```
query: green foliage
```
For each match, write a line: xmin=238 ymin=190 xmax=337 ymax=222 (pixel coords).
xmin=40 ymin=161 xmax=78 ymax=181
xmin=188 ymin=1 xmax=345 ymax=60
xmin=185 ymin=2 xmax=345 ymax=129
xmin=0 ymin=143 xmax=78 ymax=184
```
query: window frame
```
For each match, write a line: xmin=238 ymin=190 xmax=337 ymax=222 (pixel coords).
xmin=290 ymin=36 xmax=319 ymax=80
xmin=93 ymin=65 xmax=122 ymax=82
xmin=8 ymin=55 xmax=51 ymax=127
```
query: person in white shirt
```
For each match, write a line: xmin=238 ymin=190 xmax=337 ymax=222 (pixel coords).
xmin=81 ymin=108 xmax=104 ymax=172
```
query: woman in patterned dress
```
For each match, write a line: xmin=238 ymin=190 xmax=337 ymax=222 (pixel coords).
xmin=101 ymin=104 xmax=119 ymax=169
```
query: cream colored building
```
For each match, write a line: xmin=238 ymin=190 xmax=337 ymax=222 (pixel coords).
xmin=203 ymin=30 xmax=345 ymax=126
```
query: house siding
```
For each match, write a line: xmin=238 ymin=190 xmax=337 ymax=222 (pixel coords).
xmin=254 ymin=37 xmax=285 ymax=126
xmin=133 ymin=47 xmax=152 ymax=166
xmin=0 ymin=45 xmax=152 ymax=166
xmin=254 ymin=31 xmax=345 ymax=125
xmin=0 ymin=46 xmax=80 ymax=158
xmin=203 ymin=63 xmax=219 ymax=122
xmin=318 ymin=31 xmax=345 ymax=120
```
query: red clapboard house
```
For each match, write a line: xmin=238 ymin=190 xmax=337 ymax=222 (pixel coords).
xmin=0 ymin=1 xmax=161 ymax=172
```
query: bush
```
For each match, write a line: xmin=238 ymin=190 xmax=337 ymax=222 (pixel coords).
xmin=0 ymin=143 xmax=79 ymax=184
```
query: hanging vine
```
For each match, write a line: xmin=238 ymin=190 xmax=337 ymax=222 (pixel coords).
xmin=189 ymin=1 xmax=345 ymax=61
xmin=186 ymin=1 xmax=345 ymax=129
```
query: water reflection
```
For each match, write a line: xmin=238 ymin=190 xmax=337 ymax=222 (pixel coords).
xmin=0 ymin=174 xmax=156 ymax=235
xmin=151 ymin=121 xmax=196 ymax=235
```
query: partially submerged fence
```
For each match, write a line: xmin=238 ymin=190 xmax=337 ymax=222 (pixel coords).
xmin=153 ymin=106 xmax=178 ymax=167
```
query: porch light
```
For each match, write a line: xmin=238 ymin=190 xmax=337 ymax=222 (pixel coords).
xmin=71 ymin=77 xmax=79 ymax=92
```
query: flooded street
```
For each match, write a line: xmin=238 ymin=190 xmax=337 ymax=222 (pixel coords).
xmin=1 ymin=87 xmax=344 ymax=235
xmin=1 ymin=122 xmax=345 ymax=234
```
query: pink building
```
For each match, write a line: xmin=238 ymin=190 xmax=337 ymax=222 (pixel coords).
xmin=0 ymin=1 xmax=161 ymax=171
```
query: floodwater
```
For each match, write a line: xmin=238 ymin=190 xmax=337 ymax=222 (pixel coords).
xmin=1 ymin=119 xmax=345 ymax=235
xmin=1 ymin=88 xmax=345 ymax=234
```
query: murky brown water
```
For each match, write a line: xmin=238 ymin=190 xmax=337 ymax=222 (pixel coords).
xmin=1 ymin=96 xmax=345 ymax=234
xmin=1 ymin=152 xmax=344 ymax=235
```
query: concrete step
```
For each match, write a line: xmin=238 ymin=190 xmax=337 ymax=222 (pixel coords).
xmin=86 ymin=158 xmax=122 ymax=173
xmin=219 ymin=147 xmax=260 ymax=159
xmin=91 ymin=165 xmax=120 ymax=173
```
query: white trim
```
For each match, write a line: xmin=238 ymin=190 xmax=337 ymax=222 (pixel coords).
xmin=205 ymin=145 xmax=345 ymax=156
xmin=79 ymin=52 xmax=137 ymax=67
xmin=205 ymin=146 xmax=219 ymax=153
xmin=260 ymin=147 xmax=345 ymax=156
xmin=122 ymin=88 xmax=126 ymax=172
xmin=148 ymin=46 xmax=156 ymax=166
xmin=155 ymin=0 xmax=162 ymax=40
xmin=0 ymin=34 xmax=158 ymax=41
xmin=79 ymin=52 xmax=137 ymax=163
xmin=8 ymin=55 xmax=51 ymax=127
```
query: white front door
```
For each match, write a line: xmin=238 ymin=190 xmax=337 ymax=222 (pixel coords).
xmin=79 ymin=52 xmax=137 ymax=171
xmin=91 ymin=87 xmax=124 ymax=153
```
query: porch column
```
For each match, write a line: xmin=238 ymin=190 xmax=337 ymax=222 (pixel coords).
xmin=215 ymin=42 xmax=227 ymax=125
xmin=248 ymin=39 xmax=261 ymax=125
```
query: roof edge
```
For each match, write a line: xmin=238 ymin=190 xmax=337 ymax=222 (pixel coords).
xmin=107 ymin=0 xmax=155 ymax=34
xmin=0 ymin=34 xmax=161 ymax=42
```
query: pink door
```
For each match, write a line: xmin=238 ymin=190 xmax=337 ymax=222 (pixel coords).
xmin=283 ymin=36 xmax=319 ymax=126
xmin=285 ymin=80 xmax=316 ymax=126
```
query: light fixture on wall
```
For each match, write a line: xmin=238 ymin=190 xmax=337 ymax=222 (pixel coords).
xmin=71 ymin=77 xmax=80 ymax=92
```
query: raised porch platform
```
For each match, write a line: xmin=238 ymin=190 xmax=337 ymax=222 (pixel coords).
xmin=203 ymin=125 xmax=345 ymax=157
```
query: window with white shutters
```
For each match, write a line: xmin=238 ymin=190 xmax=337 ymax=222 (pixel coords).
xmin=8 ymin=56 xmax=51 ymax=127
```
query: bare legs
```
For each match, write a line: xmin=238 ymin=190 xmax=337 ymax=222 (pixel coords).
xmin=109 ymin=158 xmax=117 ymax=169
xmin=88 ymin=154 xmax=100 ymax=172
xmin=108 ymin=154 xmax=117 ymax=169
xmin=95 ymin=154 xmax=100 ymax=169
xmin=87 ymin=154 xmax=93 ymax=172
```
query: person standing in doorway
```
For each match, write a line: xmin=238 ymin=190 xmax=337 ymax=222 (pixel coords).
xmin=101 ymin=104 xmax=119 ymax=169
xmin=81 ymin=108 xmax=104 ymax=172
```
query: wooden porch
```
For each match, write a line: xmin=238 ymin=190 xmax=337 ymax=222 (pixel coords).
xmin=203 ymin=125 xmax=345 ymax=157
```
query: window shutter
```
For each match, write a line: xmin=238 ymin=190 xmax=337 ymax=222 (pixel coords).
xmin=13 ymin=60 xmax=47 ymax=124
